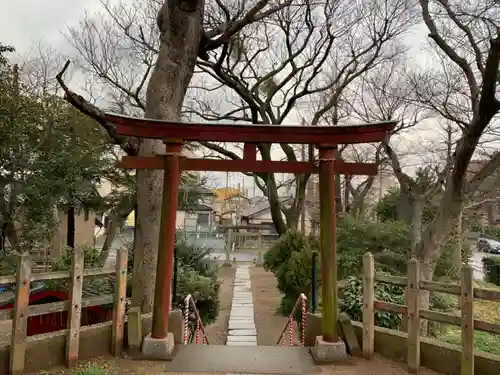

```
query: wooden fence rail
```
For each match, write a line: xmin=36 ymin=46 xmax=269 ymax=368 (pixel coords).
xmin=362 ymin=252 xmax=500 ymax=375
xmin=0 ymin=248 xmax=128 ymax=375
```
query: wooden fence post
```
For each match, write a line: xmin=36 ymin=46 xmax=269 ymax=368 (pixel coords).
xmin=10 ymin=254 xmax=31 ymax=375
xmin=112 ymin=248 xmax=128 ymax=356
xmin=362 ymin=252 xmax=375 ymax=359
xmin=65 ymin=248 xmax=84 ymax=368
xmin=461 ymin=264 xmax=474 ymax=375
xmin=407 ymin=258 xmax=420 ymax=374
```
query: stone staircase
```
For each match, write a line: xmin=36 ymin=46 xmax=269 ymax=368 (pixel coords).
xmin=227 ymin=265 xmax=257 ymax=346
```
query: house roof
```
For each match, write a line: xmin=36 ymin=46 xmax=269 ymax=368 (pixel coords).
xmin=177 ymin=203 xmax=214 ymax=212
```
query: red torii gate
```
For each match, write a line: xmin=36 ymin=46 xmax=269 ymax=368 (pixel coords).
xmin=105 ymin=112 xmax=396 ymax=358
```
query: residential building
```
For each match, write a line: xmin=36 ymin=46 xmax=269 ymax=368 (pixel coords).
xmin=212 ymin=187 xmax=250 ymax=226
xmin=239 ymin=196 xmax=319 ymax=235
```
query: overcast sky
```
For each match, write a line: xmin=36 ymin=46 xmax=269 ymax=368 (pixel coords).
xmin=0 ymin=0 xmax=451 ymax=196
xmin=0 ymin=0 xmax=102 ymax=54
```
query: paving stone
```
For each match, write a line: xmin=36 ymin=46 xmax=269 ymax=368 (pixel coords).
xmin=228 ymin=319 xmax=255 ymax=326
xmin=230 ymin=309 xmax=253 ymax=313
xmin=226 ymin=335 xmax=257 ymax=342
xmin=230 ymin=307 xmax=254 ymax=312
xmin=229 ymin=315 xmax=254 ymax=320
xmin=230 ymin=315 xmax=254 ymax=320
xmin=225 ymin=265 xmax=258 ymax=346
xmin=228 ymin=329 xmax=257 ymax=336
xmin=228 ymin=322 xmax=256 ymax=336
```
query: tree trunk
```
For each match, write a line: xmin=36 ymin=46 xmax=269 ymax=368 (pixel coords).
xmin=446 ymin=211 xmax=463 ymax=280
xmin=49 ymin=206 xmax=62 ymax=259
xmin=130 ymin=0 xmax=204 ymax=313
xmin=410 ymin=197 xmax=423 ymax=258
xmin=97 ymin=194 xmax=136 ymax=266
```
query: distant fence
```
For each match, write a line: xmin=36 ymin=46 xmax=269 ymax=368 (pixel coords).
xmin=0 ymin=249 xmax=127 ymax=375
xmin=362 ymin=252 xmax=500 ymax=375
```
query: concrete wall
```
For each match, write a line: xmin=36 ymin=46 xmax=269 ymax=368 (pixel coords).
xmin=0 ymin=311 xmax=183 ymax=374
xmin=306 ymin=313 xmax=500 ymax=375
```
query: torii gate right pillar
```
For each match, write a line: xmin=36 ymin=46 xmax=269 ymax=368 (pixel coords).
xmin=312 ymin=144 xmax=347 ymax=362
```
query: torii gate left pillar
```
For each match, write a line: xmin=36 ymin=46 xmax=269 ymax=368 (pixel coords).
xmin=140 ymin=140 xmax=183 ymax=359
xmin=151 ymin=140 xmax=183 ymax=340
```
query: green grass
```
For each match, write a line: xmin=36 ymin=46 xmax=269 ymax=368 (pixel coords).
xmin=439 ymin=279 xmax=500 ymax=355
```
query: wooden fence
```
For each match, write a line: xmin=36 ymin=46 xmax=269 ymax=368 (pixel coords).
xmin=362 ymin=252 xmax=500 ymax=375
xmin=0 ymin=248 xmax=128 ymax=375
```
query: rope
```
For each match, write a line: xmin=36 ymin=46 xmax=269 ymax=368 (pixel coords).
xmin=195 ymin=317 xmax=201 ymax=344
xmin=301 ymin=297 xmax=307 ymax=346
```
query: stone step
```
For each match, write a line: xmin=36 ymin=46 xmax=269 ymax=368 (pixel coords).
xmin=229 ymin=317 xmax=255 ymax=322
xmin=228 ymin=328 xmax=257 ymax=336
xmin=228 ymin=322 xmax=256 ymax=330
xmin=168 ymin=345 xmax=316 ymax=373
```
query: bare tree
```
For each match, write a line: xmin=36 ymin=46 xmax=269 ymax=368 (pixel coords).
xmin=189 ymin=0 xmax=416 ymax=233
xmin=407 ymin=0 xmax=500 ymax=269
xmin=345 ymin=59 xmax=432 ymax=235
xmin=57 ymin=0 xmax=298 ymax=313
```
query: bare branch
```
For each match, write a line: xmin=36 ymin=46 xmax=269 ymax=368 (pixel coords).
xmin=55 ymin=60 xmax=138 ymax=156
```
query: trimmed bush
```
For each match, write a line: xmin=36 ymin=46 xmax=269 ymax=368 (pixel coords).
xmin=264 ymin=230 xmax=320 ymax=315
xmin=482 ymin=256 xmax=500 ymax=286
xmin=126 ymin=234 xmax=221 ymax=326
xmin=339 ymin=275 xmax=405 ymax=329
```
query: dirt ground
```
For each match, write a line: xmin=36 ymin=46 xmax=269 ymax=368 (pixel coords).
xmin=249 ymin=266 xmax=289 ymax=346
xmin=203 ymin=265 xmax=235 ymax=345
xmin=317 ymin=355 xmax=443 ymax=375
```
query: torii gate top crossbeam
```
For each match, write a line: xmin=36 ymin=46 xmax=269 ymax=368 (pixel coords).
xmin=105 ymin=112 xmax=396 ymax=145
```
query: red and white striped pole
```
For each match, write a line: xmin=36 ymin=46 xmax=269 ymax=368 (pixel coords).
xmin=301 ymin=294 xmax=307 ymax=346
xmin=183 ymin=296 xmax=190 ymax=344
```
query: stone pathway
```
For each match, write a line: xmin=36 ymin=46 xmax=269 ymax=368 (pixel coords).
xmin=226 ymin=265 xmax=257 ymax=346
